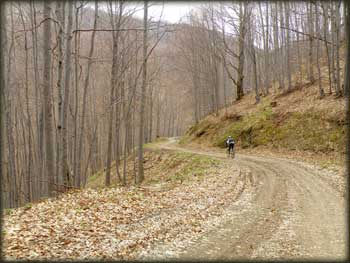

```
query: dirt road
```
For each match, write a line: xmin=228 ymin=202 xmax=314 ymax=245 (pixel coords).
xmin=147 ymin=138 xmax=347 ymax=261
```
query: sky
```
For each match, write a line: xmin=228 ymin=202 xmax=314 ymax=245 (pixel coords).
xmin=132 ymin=2 xmax=205 ymax=24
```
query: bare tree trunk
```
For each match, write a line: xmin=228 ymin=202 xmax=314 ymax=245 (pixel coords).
xmin=115 ymin=85 xmax=121 ymax=182
xmin=0 ymin=3 xmax=5 ymax=205
xmin=322 ymin=3 xmax=333 ymax=94
xmin=307 ymin=3 xmax=315 ymax=84
xmin=19 ymin=4 xmax=33 ymax=202
xmin=105 ymin=85 xmax=115 ymax=187
xmin=156 ymin=92 xmax=161 ymax=137
xmin=56 ymin=0 xmax=65 ymax=192
xmin=61 ymin=1 xmax=74 ymax=190
xmin=123 ymin=118 xmax=129 ymax=185
xmin=334 ymin=2 xmax=341 ymax=97
xmin=29 ymin=1 xmax=42 ymax=200
xmin=236 ymin=2 xmax=247 ymax=100
xmin=222 ymin=60 xmax=228 ymax=113
xmin=105 ymin=2 xmax=123 ymax=187
xmin=344 ymin=0 xmax=350 ymax=97
xmin=259 ymin=2 xmax=270 ymax=95
xmin=189 ymin=32 xmax=200 ymax=123
xmin=285 ymin=2 xmax=292 ymax=91
xmin=149 ymin=85 xmax=154 ymax=141
xmin=330 ymin=4 xmax=336 ymax=89
xmin=207 ymin=9 xmax=220 ymax=114
xmin=294 ymin=3 xmax=303 ymax=85
xmin=144 ymin=92 xmax=149 ymax=143
xmin=82 ymin=122 xmax=98 ymax=187
xmin=279 ymin=1 xmax=286 ymax=90
xmin=137 ymin=1 xmax=148 ymax=184
xmin=167 ymin=109 xmax=172 ymax=136
xmin=273 ymin=2 xmax=282 ymax=90
xmin=344 ymin=0 xmax=350 ymax=174
xmin=42 ymin=1 xmax=55 ymax=196
xmin=6 ymin=4 xmax=20 ymax=207
xmin=315 ymin=2 xmax=325 ymax=99
xmin=248 ymin=22 xmax=260 ymax=103
xmin=77 ymin=1 xmax=98 ymax=188
xmin=73 ymin=3 xmax=82 ymax=187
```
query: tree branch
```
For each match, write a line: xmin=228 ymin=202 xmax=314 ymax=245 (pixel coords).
xmin=278 ymin=25 xmax=336 ymax=46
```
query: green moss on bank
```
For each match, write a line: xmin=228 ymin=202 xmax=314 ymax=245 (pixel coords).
xmin=87 ymin=149 xmax=222 ymax=188
xmin=184 ymin=106 xmax=345 ymax=154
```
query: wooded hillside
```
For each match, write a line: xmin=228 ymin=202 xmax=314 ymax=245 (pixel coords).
xmin=1 ymin=1 xmax=348 ymax=209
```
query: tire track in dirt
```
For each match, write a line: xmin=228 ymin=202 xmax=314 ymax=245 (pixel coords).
xmin=148 ymin=138 xmax=346 ymax=260
xmin=179 ymin=157 xmax=289 ymax=260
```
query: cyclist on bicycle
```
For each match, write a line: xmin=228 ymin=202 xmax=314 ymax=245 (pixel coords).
xmin=226 ymin=136 xmax=235 ymax=157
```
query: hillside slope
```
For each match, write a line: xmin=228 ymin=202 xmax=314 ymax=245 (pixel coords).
xmin=180 ymin=81 xmax=346 ymax=170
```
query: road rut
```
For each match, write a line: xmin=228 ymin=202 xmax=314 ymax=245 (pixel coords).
xmin=147 ymin=138 xmax=347 ymax=260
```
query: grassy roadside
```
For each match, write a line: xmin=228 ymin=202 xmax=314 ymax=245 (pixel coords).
xmin=86 ymin=139 xmax=222 ymax=189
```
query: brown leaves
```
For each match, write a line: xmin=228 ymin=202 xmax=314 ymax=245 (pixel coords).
xmin=3 ymin=158 xmax=241 ymax=261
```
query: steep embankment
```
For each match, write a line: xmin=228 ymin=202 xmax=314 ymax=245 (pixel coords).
xmin=180 ymin=83 xmax=346 ymax=170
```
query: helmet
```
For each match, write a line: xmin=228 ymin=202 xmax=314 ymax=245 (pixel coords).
xmin=228 ymin=136 xmax=232 ymax=138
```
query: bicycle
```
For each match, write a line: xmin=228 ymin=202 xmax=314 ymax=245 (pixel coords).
xmin=227 ymin=144 xmax=235 ymax=158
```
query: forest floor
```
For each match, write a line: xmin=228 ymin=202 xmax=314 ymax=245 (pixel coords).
xmin=2 ymin=138 xmax=347 ymax=261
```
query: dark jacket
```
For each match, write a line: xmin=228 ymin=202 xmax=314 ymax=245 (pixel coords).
xmin=226 ymin=138 xmax=235 ymax=147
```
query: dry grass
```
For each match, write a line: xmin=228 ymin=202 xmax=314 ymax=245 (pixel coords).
xmin=199 ymin=65 xmax=346 ymax=131
xmin=181 ymin=68 xmax=346 ymax=171
xmin=86 ymin=147 xmax=222 ymax=189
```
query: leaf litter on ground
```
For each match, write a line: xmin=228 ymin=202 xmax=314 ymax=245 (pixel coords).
xmin=3 ymin=151 xmax=244 ymax=260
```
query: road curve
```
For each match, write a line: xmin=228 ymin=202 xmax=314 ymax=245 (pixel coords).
xmin=156 ymin=138 xmax=347 ymax=261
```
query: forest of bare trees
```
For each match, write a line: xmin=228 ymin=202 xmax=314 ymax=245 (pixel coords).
xmin=1 ymin=1 xmax=348 ymax=208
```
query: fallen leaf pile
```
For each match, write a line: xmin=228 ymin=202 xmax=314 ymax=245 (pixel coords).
xmin=3 ymin=158 xmax=245 ymax=260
